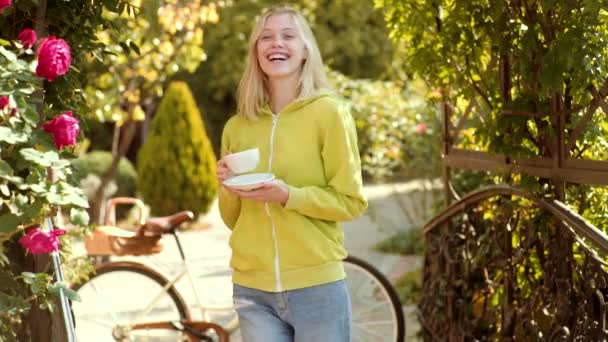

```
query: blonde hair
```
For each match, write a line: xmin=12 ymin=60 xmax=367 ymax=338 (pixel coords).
xmin=237 ymin=5 xmax=332 ymax=120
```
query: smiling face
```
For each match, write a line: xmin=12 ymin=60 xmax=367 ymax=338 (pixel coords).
xmin=256 ymin=13 xmax=307 ymax=81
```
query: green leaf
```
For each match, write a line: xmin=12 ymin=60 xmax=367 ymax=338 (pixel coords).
xmin=119 ymin=41 xmax=130 ymax=54
xmin=31 ymin=281 xmax=41 ymax=294
xmin=48 ymin=282 xmax=81 ymax=302
xmin=29 ymin=183 xmax=45 ymax=193
xmin=0 ymin=183 xmax=10 ymax=196
xmin=0 ymin=46 xmax=17 ymax=63
xmin=46 ymin=192 xmax=68 ymax=206
xmin=16 ymin=87 xmax=36 ymax=95
xmin=0 ymin=213 xmax=20 ymax=233
xmin=20 ymin=148 xmax=59 ymax=167
xmin=0 ymin=127 xmax=28 ymax=144
xmin=0 ymin=160 xmax=13 ymax=176
xmin=70 ymin=208 xmax=90 ymax=226
xmin=22 ymin=200 xmax=44 ymax=222
xmin=21 ymin=272 xmax=36 ymax=284
xmin=66 ymin=193 xmax=89 ymax=208
xmin=22 ymin=108 xmax=39 ymax=125
xmin=129 ymin=41 xmax=141 ymax=55
xmin=61 ymin=287 xmax=81 ymax=302
xmin=0 ymin=200 xmax=45 ymax=233
xmin=0 ymin=292 xmax=31 ymax=315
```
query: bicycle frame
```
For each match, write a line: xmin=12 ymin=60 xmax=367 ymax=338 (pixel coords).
xmin=127 ymin=229 xmax=235 ymax=327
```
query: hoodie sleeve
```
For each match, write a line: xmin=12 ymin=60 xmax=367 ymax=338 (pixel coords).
xmin=284 ymin=102 xmax=368 ymax=222
xmin=218 ymin=119 xmax=241 ymax=230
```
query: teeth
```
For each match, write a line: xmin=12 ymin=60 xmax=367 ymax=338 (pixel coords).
xmin=268 ymin=53 xmax=288 ymax=61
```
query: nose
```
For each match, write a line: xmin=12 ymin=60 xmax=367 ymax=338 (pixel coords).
xmin=271 ymin=37 xmax=284 ymax=48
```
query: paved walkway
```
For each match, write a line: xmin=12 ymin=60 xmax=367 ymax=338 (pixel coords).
xmin=74 ymin=179 xmax=439 ymax=341
xmin=192 ymin=179 xmax=436 ymax=341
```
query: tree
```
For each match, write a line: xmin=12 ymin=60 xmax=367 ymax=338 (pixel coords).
xmin=137 ymin=82 xmax=217 ymax=216
xmin=83 ymin=0 xmax=218 ymax=223
xmin=376 ymin=0 xmax=608 ymax=339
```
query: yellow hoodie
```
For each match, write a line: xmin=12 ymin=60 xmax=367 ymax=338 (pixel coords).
xmin=218 ymin=94 xmax=368 ymax=292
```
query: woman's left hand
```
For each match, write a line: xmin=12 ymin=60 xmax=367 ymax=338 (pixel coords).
xmin=232 ymin=179 xmax=290 ymax=206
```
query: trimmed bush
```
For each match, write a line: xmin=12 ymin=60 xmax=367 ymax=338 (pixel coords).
xmin=137 ymin=81 xmax=217 ymax=216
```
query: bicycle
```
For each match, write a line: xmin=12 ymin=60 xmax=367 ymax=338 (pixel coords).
xmin=71 ymin=197 xmax=405 ymax=341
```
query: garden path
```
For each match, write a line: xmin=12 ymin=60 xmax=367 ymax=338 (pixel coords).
xmin=74 ymin=179 xmax=439 ymax=341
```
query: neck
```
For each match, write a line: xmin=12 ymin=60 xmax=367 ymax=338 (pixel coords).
xmin=268 ymin=73 xmax=300 ymax=113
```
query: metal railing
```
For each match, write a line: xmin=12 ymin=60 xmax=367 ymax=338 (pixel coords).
xmin=419 ymin=185 xmax=608 ymax=341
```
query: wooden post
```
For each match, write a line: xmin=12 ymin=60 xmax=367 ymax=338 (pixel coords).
xmin=553 ymin=93 xmax=573 ymax=329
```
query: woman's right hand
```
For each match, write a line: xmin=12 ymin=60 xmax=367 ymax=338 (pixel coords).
xmin=216 ymin=153 xmax=234 ymax=183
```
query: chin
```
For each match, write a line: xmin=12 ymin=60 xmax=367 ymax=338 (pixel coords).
xmin=263 ymin=68 xmax=298 ymax=79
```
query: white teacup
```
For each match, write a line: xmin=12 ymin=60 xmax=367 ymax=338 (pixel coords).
xmin=223 ymin=148 xmax=260 ymax=174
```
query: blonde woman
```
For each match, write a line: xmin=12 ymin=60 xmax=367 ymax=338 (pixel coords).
xmin=216 ymin=5 xmax=367 ymax=341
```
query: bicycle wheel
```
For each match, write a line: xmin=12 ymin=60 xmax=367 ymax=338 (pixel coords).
xmin=71 ymin=261 xmax=191 ymax=342
xmin=344 ymin=255 xmax=405 ymax=342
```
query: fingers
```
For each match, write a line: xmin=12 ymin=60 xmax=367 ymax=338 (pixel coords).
xmin=216 ymin=162 xmax=233 ymax=182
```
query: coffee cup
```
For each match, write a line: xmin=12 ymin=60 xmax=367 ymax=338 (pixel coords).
xmin=223 ymin=148 xmax=260 ymax=174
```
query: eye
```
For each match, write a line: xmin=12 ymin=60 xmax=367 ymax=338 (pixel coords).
xmin=260 ymin=35 xmax=271 ymax=40
xmin=283 ymin=34 xmax=295 ymax=40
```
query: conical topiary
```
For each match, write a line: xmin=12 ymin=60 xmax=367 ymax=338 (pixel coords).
xmin=137 ymin=81 xmax=217 ymax=216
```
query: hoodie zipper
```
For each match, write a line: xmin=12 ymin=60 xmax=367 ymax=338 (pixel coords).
xmin=265 ymin=113 xmax=282 ymax=291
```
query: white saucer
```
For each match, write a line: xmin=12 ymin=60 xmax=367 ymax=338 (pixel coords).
xmin=223 ymin=173 xmax=275 ymax=191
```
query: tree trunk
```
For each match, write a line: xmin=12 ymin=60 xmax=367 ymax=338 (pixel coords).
xmin=89 ymin=117 xmax=138 ymax=224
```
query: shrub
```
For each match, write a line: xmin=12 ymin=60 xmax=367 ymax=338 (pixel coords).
xmin=137 ymin=81 xmax=217 ymax=216
xmin=328 ymin=69 xmax=440 ymax=181
xmin=71 ymin=150 xmax=137 ymax=199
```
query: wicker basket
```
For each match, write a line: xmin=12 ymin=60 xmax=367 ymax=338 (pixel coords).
xmin=84 ymin=198 xmax=163 ymax=256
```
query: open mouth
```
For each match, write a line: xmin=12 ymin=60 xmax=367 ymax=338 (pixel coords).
xmin=267 ymin=52 xmax=289 ymax=62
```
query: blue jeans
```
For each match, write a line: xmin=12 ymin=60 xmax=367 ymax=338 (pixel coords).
xmin=233 ymin=280 xmax=352 ymax=342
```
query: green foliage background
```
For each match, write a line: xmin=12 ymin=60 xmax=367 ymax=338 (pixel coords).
xmin=179 ymin=0 xmax=396 ymax=155
xmin=377 ymin=0 xmax=608 ymax=225
xmin=137 ymin=82 xmax=217 ymax=217
xmin=71 ymin=151 xmax=137 ymax=198
xmin=374 ymin=0 xmax=608 ymax=339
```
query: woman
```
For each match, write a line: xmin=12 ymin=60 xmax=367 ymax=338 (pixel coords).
xmin=216 ymin=5 xmax=367 ymax=341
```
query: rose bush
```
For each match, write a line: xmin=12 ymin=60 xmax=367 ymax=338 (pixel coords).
xmin=0 ymin=95 xmax=8 ymax=110
xmin=0 ymin=0 xmax=10 ymax=13
xmin=35 ymin=36 xmax=72 ymax=82
xmin=18 ymin=28 xmax=36 ymax=50
xmin=43 ymin=111 xmax=80 ymax=150
xmin=0 ymin=17 xmax=89 ymax=339
xmin=18 ymin=227 xmax=66 ymax=254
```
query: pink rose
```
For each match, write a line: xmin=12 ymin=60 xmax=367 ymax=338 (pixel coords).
xmin=43 ymin=111 xmax=80 ymax=150
xmin=19 ymin=227 xmax=66 ymax=254
xmin=36 ymin=36 xmax=71 ymax=82
xmin=18 ymin=28 xmax=37 ymax=49
xmin=0 ymin=96 xmax=8 ymax=110
xmin=415 ymin=123 xmax=427 ymax=135
xmin=0 ymin=0 xmax=11 ymax=14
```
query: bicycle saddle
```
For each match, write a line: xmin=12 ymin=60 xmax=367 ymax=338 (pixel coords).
xmin=140 ymin=211 xmax=194 ymax=236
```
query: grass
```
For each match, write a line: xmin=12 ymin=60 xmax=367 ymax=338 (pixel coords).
xmin=394 ymin=267 xmax=422 ymax=305
xmin=374 ymin=228 xmax=425 ymax=255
